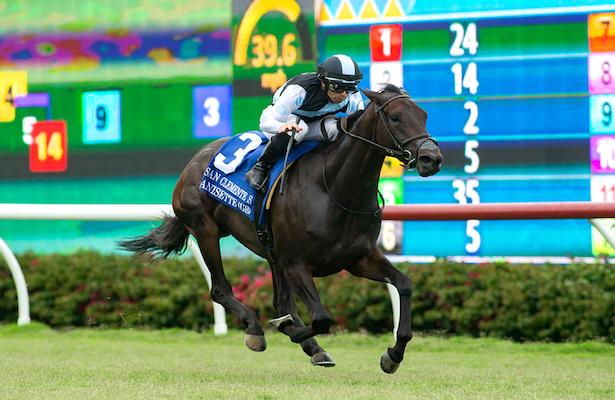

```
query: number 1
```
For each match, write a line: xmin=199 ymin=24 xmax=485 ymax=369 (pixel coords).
xmin=379 ymin=28 xmax=392 ymax=57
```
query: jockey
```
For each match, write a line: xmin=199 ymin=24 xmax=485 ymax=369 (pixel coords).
xmin=245 ymin=54 xmax=365 ymax=191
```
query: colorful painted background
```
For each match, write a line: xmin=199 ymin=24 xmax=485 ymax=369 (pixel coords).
xmin=0 ymin=0 xmax=237 ymax=254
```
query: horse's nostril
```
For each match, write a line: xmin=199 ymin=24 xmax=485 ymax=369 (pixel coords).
xmin=418 ymin=156 xmax=435 ymax=167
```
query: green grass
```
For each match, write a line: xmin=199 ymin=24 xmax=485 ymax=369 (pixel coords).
xmin=1 ymin=323 xmax=614 ymax=399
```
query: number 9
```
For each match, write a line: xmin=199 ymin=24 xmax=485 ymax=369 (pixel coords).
xmin=96 ymin=105 xmax=107 ymax=129
xmin=603 ymin=101 xmax=613 ymax=127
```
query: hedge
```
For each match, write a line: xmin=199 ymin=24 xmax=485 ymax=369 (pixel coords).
xmin=1 ymin=251 xmax=614 ymax=342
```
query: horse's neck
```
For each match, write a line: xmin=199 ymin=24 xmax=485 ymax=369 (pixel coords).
xmin=326 ymin=113 xmax=384 ymax=207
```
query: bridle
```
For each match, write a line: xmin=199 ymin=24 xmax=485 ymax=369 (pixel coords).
xmin=323 ymin=93 xmax=439 ymax=215
xmin=338 ymin=94 xmax=438 ymax=168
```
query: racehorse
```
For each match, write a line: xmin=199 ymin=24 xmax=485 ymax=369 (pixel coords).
xmin=119 ymin=84 xmax=442 ymax=374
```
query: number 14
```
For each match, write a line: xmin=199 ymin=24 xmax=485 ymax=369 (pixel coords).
xmin=34 ymin=131 xmax=64 ymax=161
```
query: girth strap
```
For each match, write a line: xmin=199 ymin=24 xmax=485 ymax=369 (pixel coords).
xmin=252 ymin=191 xmax=277 ymax=266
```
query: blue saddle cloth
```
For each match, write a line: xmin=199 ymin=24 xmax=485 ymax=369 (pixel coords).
xmin=199 ymin=131 xmax=319 ymax=223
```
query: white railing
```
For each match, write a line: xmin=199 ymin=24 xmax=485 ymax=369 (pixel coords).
xmin=5 ymin=202 xmax=615 ymax=339
xmin=0 ymin=203 xmax=227 ymax=335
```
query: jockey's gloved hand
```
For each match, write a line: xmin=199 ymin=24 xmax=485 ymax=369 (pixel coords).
xmin=278 ymin=123 xmax=303 ymax=134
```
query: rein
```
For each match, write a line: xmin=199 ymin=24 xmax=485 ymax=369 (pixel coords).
xmin=338 ymin=94 xmax=438 ymax=167
xmin=322 ymin=146 xmax=385 ymax=216
xmin=323 ymin=93 xmax=437 ymax=216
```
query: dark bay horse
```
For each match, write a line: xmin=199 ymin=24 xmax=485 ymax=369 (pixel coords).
xmin=120 ymin=84 xmax=442 ymax=373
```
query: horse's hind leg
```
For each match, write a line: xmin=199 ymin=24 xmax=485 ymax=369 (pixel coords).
xmin=189 ymin=224 xmax=266 ymax=352
xmin=347 ymin=248 xmax=413 ymax=374
xmin=269 ymin=265 xmax=335 ymax=366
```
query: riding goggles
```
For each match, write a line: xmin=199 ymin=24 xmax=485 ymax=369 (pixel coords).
xmin=326 ymin=81 xmax=358 ymax=94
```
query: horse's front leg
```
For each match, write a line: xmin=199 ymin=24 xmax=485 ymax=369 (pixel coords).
xmin=347 ymin=248 xmax=412 ymax=374
xmin=275 ymin=260 xmax=334 ymax=344
xmin=269 ymin=264 xmax=335 ymax=366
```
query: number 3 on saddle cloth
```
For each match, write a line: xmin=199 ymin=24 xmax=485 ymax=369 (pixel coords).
xmin=199 ymin=131 xmax=319 ymax=225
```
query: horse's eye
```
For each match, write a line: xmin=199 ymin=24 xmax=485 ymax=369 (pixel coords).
xmin=390 ymin=114 xmax=401 ymax=122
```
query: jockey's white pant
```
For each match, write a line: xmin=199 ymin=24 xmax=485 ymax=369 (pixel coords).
xmin=261 ymin=117 xmax=339 ymax=143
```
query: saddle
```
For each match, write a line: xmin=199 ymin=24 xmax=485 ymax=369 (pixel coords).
xmin=199 ymin=131 xmax=320 ymax=262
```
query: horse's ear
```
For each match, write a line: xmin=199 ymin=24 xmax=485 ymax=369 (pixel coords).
xmin=360 ymin=88 xmax=381 ymax=103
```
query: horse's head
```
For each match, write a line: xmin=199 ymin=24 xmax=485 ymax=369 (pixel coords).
xmin=362 ymin=85 xmax=442 ymax=177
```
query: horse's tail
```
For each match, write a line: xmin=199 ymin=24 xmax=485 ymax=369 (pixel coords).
xmin=118 ymin=215 xmax=190 ymax=260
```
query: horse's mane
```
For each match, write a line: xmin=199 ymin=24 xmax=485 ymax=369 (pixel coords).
xmin=377 ymin=83 xmax=408 ymax=96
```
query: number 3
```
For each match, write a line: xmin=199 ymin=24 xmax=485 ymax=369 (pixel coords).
xmin=213 ymin=132 xmax=263 ymax=174
xmin=203 ymin=97 xmax=220 ymax=127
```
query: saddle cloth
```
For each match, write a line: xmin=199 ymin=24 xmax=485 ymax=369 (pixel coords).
xmin=199 ymin=131 xmax=319 ymax=223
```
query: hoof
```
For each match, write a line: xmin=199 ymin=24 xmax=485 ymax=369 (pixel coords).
xmin=380 ymin=349 xmax=400 ymax=374
xmin=244 ymin=334 xmax=267 ymax=352
xmin=268 ymin=314 xmax=294 ymax=330
xmin=310 ymin=352 xmax=335 ymax=367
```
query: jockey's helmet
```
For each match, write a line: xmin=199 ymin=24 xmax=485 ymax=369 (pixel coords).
xmin=317 ymin=54 xmax=363 ymax=93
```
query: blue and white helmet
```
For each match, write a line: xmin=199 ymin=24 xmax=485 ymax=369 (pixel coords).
xmin=317 ymin=54 xmax=363 ymax=91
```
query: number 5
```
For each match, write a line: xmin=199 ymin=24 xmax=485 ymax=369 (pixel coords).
xmin=464 ymin=140 xmax=480 ymax=173
xmin=465 ymin=220 xmax=481 ymax=253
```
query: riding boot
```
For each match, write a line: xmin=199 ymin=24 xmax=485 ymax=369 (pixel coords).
xmin=246 ymin=133 xmax=292 ymax=192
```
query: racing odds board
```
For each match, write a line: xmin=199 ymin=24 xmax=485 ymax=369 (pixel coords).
xmin=319 ymin=0 xmax=615 ymax=257
xmin=231 ymin=0 xmax=316 ymax=134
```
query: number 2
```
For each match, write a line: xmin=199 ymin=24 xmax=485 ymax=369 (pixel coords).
xmin=382 ymin=70 xmax=391 ymax=83
xmin=463 ymin=101 xmax=479 ymax=134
